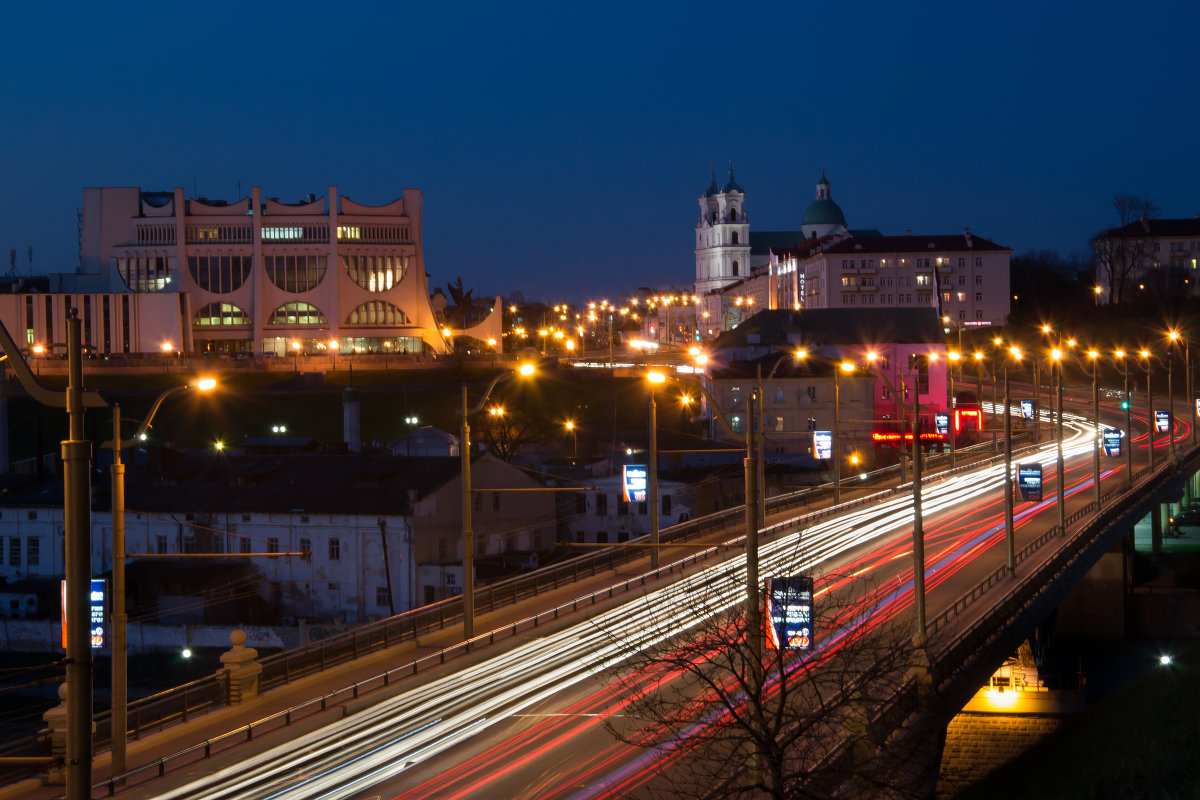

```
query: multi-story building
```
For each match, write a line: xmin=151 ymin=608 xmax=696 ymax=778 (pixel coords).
xmin=693 ymin=168 xmax=1011 ymax=331
xmin=792 ymin=231 xmax=1011 ymax=326
xmin=1093 ymin=216 xmax=1200 ymax=304
xmin=559 ymin=473 xmax=692 ymax=545
xmin=0 ymin=185 xmax=501 ymax=358
xmin=0 ymin=450 xmax=555 ymax=623
xmin=703 ymin=307 xmax=949 ymax=467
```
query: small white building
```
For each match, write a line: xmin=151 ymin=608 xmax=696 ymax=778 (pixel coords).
xmin=560 ymin=473 xmax=692 ymax=545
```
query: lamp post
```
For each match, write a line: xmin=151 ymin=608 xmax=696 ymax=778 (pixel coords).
xmin=108 ymin=378 xmax=217 ymax=780
xmin=1050 ymin=349 xmax=1065 ymax=533
xmin=646 ymin=372 xmax=663 ymax=569
xmin=1003 ymin=346 xmax=1021 ymax=577
xmin=832 ymin=360 xmax=854 ymax=504
xmin=565 ymin=420 xmax=577 ymax=458
xmin=992 ymin=337 xmax=1004 ymax=452
xmin=460 ymin=363 xmax=535 ymax=640
xmin=1116 ymin=350 xmax=1133 ymax=488
xmin=1141 ymin=350 xmax=1154 ymax=470
xmin=947 ymin=351 xmax=959 ymax=467
xmin=1088 ymin=349 xmax=1101 ymax=507
xmin=1168 ymin=331 xmax=1179 ymax=461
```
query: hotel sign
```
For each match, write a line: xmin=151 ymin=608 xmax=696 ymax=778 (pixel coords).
xmin=813 ymin=431 xmax=832 ymax=460
xmin=61 ymin=578 xmax=106 ymax=650
xmin=1155 ymin=410 xmax=1170 ymax=433
xmin=1102 ymin=428 xmax=1122 ymax=457
xmin=1017 ymin=464 xmax=1043 ymax=502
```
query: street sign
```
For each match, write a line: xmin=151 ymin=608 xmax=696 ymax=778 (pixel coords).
xmin=1020 ymin=400 xmax=1035 ymax=420
xmin=1155 ymin=410 xmax=1170 ymax=433
xmin=1102 ymin=428 xmax=1122 ymax=457
xmin=765 ymin=576 xmax=813 ymax=651
xmin=622 ymin=465 xmax=647 ymax=503
xmin=813 ymin=431 xmax=832 ymax=460
xmin=1017 ymin=463 xmax=1043 ymax=502
xmin=61 ymin=578 xmax=106 ymax=650
xmin=935 ymin=413 xmax=949 ymax=435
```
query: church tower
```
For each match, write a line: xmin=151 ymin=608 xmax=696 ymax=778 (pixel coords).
xmin=801 ymin=170 xmax=848 ymax=239
xmin=694 ymin=162 xmax=751 ymax=296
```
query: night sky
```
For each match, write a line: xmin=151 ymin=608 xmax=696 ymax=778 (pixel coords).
xmin=3 ymin=2 xmax=1198 ymax=304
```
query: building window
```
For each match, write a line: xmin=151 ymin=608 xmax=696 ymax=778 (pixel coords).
xmin=187 ymin=254 xmax=252 ymax=293
xmin=329 ymin=538 xmax=341 ymax=561
xmin=976 ymin=310 xmax=984 ymax=320
xmin=975 ymin=257 xmax=982 ymax=267
xmin=575 ymin=494 xmax=586 ymax=514
xmin=492 ymin=492 xmax=501 ymax=510
xmin=267 ymin=537 xmax=279 ymax=554
xmin=596 ymin=494 xmax=608 ymax=515
xmin=299 ymin=537 xmax=311 ymax=561
xmin=155 ymin=535 xmax=167 ymax=555
xmin=807 ymin=386 xmax=817 ymax=401
xmin=240 ymin=537 xmax=252 ymax=554
xmin=267 ymin=301 xmax=327 ymax=326
xmin=662 ymin=495 xmax=672 ymax=515
xmin=342 ymin=254 xmax=407 ymax=292
xmin=638 ymin=500 xmax=648 ymax=515
xmin=617 ymin=497 xmax=629 ymax=516
xmin=975 ymin=275 xmax=983 ymax=285
xmin=975 ymin=292 xmax=983 ymax=302
xmin=183 ymin=535 xmax=196 ymax=554
xmin=731 ymin=231 xmax=739 ymax=244
xmin=773 ymin=415 xmax=784 ymax=431
xmin=376 ymin=587 xmax=391 ymax=607
xmin=27 ymin=511 xmax=36 ymax=521
xmin=193 ymin=302 xmax=250 ymax=327
xmin=731 ymin=415 xmax=742 ymax=433
xmin=8 ymin=537 xmax=20 ymax=566
xmin=346 ymin=300 xmax=411 ymax=326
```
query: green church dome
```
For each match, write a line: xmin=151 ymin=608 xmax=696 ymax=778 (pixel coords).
xmin=802 ymin=199 xmax=846 ymax=227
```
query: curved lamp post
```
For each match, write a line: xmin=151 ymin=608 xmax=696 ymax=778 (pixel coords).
xmin=1088 ymin=349 xmax=1102 ymax=508
xmin=1141 ymin=350 xmax=1154 ymax=470
xmin=107 ymin=377 xmax=217 ymax=780
xmin=1003 ymin=345 xmax=1022 ymax=577
xmin=460 ymin=363 xmax=535 ymax=640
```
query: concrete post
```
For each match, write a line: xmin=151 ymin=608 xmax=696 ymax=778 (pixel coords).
xmin=1151 ymin=506 xmax=1163 ymax=555
xmin=40 ymin=684 xmax=69 ymax=784
xmin=217 ymin=630 xmax=263 ymax=704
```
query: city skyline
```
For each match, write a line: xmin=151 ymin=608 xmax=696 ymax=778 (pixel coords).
xmin=2 ymin=2 xmax=1198 ymax=304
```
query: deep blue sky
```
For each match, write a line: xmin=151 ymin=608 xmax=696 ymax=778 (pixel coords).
xmin=2 ymin=2 xmax=1198 ymax=304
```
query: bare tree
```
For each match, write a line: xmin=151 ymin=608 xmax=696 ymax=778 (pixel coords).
xmin=600 ymin=562 xmax=931 ymax=799
xmin=1092 ymin=193 xmax=1160 ymax=304
xmin=477 ymin=404 xmax=547 ymax=462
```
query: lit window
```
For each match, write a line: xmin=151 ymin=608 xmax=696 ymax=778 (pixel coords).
xmin=337 ymin=226 xmax=362 ymax=240
xmin=262 ymin=226 xmax=304 ymax=240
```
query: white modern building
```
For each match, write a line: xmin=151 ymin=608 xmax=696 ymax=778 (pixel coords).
xmin=560 ymin=473 xmax=692 ymax=545
xmin=0 ymin=185 xmax=501 ymax=358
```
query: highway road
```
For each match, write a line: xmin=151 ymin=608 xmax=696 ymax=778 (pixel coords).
xmin=127 ymin=392 xmax=1183 ymax=800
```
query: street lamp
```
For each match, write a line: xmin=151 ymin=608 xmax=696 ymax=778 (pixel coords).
xmin=645 ymin=371 xmax=666 ymax=569
xmin=832 ymin=360 xmax=854 ymax=504
xmin=1051 ymin=348 xmax=1066 ymax=532
xmin=1003 ymin=346 xmax=1021 ymax=577
xmin=1088 ymin=349 xmax=1102 ymax=508
xmin=564 ymin=420 xmax=577 ymax=458
xmin=1115 ymin=350 xmax=1134 ymax=488
xmin=1141 ymin=349 xmax=1154 ymax=470
xmin=1168 ymin=331 xmax=1180 ymax=460
xmin=947 ymin=350 xmax=959 ymax=467
xmin=460 ymin=363 xmax=535 ymax=640
xmin=108 ymin=377 xmax=217 ymax=780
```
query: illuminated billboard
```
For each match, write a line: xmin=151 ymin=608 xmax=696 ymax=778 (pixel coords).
xmin=1102 ymin=428 xmax=1122 ymax=457
xmin=1017 ymin=463 xmax=1043 ymax=502
xmin=1020 ymin=400 xmax=1035 ymax=420
xmin=1155 ymin=410 xmax=1170 ymax=433
xmin=765 ymin=576 xmax=813 ymax=651
xmin=955 ymin=408 xmax=983 ymax=431
xmin=61 ymin=578 xmax=106 ymax=650
xmin=622 ymin=465 xmax=647 ymax=503
xmin=813 ymin=431 xmax=832 ymax=460
xmin=935 ymin=413 xmax=949 ymax=435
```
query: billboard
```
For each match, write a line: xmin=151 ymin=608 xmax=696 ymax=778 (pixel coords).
xmin=622 ymin=465 xmax=647 ymax=503
xmin=1020 ymin=400 xmax=1035 ymax=420
xmin=765 ymin=576 xmax=814 ymax=651
xmin=935 ymin=413 xmax=949 ymax=435
xmin=61 ymin=578 xmax=106 ymax=650
xmin=1102 ymin=428 xmax=1122 ymax=457
xmin=1017 ymin=463 xmax=1043 ymax=502
xmin=955 ymin=408 xmax=983 ymax=431
xmin=1155 ymin=410 xmax=1170 ymax=433
xmin=813 ymin=431 xmax=832 ymax=460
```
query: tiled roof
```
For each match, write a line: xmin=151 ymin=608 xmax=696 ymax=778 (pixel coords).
xmin=711 ymin=307 xmax=943 ymax=349
xmin=1101 ymin=217 xmax=1200 ymax=239
xmin=819 ymin=233 xmax=1010 ymax=254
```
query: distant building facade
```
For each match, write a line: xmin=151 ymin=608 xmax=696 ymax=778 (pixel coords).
xmin=693 ymin=169 xmax=1011 ymax=331
xmin=0 ymin=185 xmax=502 ymax=358
xmin=1093 ymin=216 xmax=1200 ymax=304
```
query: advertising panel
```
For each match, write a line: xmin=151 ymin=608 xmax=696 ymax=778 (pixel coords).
xmin=935 ymin=413 xmax=949 ymax=435
xmin=813 ymin=431 xmax=832 ymax=460
xmin=1155 ymin=410 xmax=1170 ymax=433
xmin=955 ymin=408 xmax=983 ymax=431
xmin=1102 ymin=428 xmax=1122 ymax=457
xmin=765 ymin=576 xmax=814 ymax=651
xmin=61 ymin=578 xmax=106 ymax=650
xmin=1020 ymin=400 xmax=1035 ymax=420
xmin=622 ymin=465 xmax=647 ymax=503
xmin=1017 ymin=463 xmax=1043 ymax=502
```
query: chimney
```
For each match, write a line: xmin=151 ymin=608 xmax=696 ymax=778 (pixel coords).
xmin=963 ymin=227 xmax=973 ymax=248
xmin=343 ymin=388 xmax=361 ymax=454
xmin=906 ymin=229 xmax=912 ymax=236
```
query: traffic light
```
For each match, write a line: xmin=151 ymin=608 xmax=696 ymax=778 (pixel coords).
xmin=1121 ymin=395 xmax=1130 ymax=410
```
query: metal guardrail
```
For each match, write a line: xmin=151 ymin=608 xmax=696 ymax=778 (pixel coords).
xmin=0 ymin=432 xmax=1042 ymax=781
